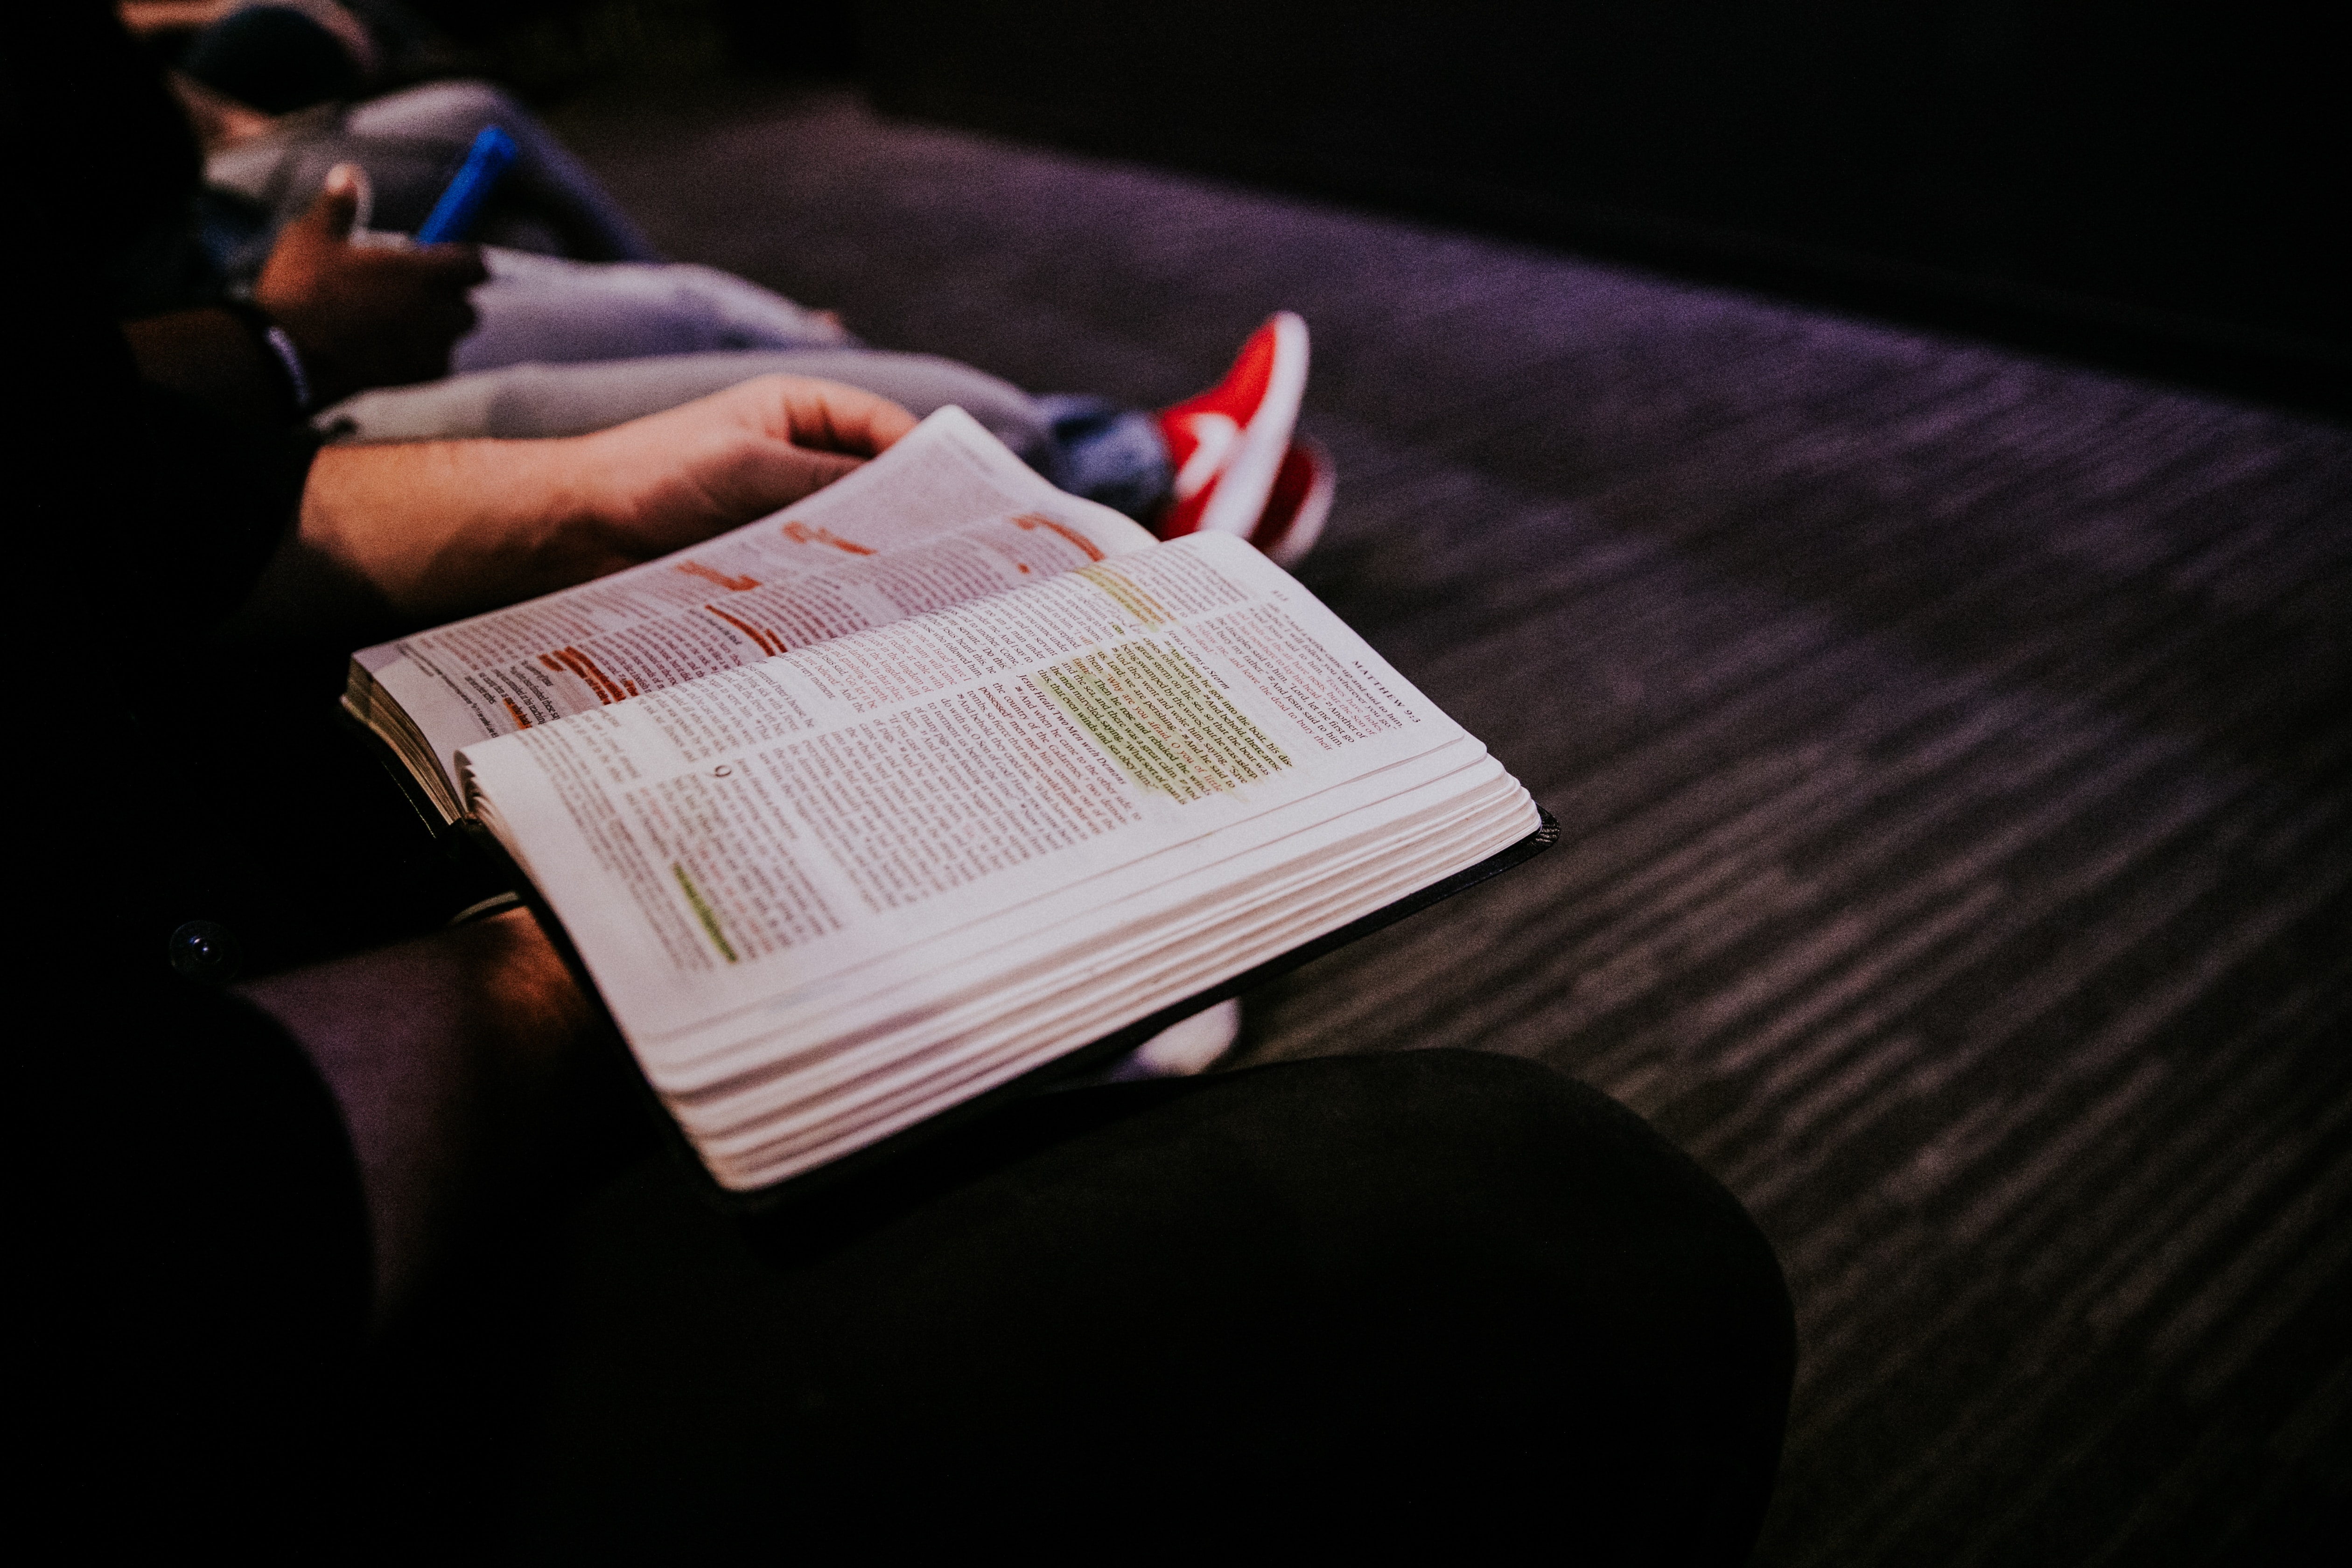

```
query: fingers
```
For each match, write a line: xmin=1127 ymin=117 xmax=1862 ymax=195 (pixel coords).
xmin=349 ymin=238 xmax=486 ymax=290
xmin=792 ymin=378 xmax=920 ymax=456
xmin=727 ymin=375 xmax=920 ymax=457
xmin=581 ymin=379 xmax=924 ymax=557
xmin=303 ymin=163 xmax=366 ymax=240
xmin=693 ymin=436 xmax=867 ymax=523
xmin=302 ymin=162 xmax=483 ymax=284
xmin=410 ymin=241 xmax=490 ymax=289
xmin=762 ymin=446 xmax=866 ymax=495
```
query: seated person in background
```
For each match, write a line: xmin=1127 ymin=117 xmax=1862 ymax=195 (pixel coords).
xmin=120 ymin=0 xmax=1334 ymax=553
xmin=119 ymin=157 xmax=487 ymax=420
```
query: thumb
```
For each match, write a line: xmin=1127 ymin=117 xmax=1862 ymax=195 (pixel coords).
xmin=773 ymin=447 xmax=865 ymax=496
xmin=716 ymin=444 xmax=865 ymax=521
xmin=301 ymin=163 xmax=368 ymax=240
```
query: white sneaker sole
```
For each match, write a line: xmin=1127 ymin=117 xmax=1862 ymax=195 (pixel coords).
xmin=1262 ymin=437 xmax=1336 ymax=568
xmin=1197 ymin=311 xmax=1309 ymax=539
xmin=1118 ymin=998 xmax=1242 ymax=1078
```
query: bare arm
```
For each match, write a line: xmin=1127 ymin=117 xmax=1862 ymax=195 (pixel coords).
xmin=236 ymin=371 xmax=920 ymax=631
xmin=121 ymin=2 xmax=239 ymax=37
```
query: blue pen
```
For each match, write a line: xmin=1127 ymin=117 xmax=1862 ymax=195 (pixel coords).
xmin=415 ymin=126 xmax=518 ymax=243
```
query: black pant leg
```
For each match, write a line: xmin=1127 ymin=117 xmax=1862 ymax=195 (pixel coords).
xmin=442 ymin=1050 xmax=1789 ymax=1560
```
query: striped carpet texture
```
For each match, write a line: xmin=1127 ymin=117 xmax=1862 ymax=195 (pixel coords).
xmin=553 ymin=85 xmax=2350 ymax=1562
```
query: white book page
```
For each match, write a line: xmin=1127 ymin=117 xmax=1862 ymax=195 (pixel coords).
xmin=653 ymin=744 xmax=1513 ymax=1092
xmin=678 ymin=769 xmax=1530 ymax=1149
xmin=702 ymin=781 xmax=1536 ymax=1187
xmin=459 ymin=534 xmax=1499 ymax=1054
xmin=357 ymin=406 xmax=1155 ymax=793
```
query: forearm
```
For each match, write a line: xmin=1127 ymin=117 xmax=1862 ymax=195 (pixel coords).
xmin=121 ymin=2 xmax=238 ymax=35
xmin=304 ymin=438 xmax=620 ymax=616
xmin=235 ymin=374 xmax=914 ymax=634
xmin=235 ymin=434 xmax=631 ymax=630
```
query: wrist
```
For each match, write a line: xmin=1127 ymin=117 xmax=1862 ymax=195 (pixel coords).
xmin=217 ymin=298 xmax=314 ymax=416
xmin=551 ymin=424 xmax=659 ymax=559
xmin=484 ymin=435 xmax=637 ymax=597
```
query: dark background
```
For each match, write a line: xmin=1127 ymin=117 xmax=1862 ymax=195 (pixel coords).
xmin=407 ymin=0 xmax=2345 ymax=409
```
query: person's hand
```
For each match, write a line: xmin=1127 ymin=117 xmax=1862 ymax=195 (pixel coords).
xmin=265 ymin=374 xmax=919 ymax=629
xmin=566 ymin=373 xmax=922 ymax=568
xmin=254 ymin=164 xmax=488 ymax=405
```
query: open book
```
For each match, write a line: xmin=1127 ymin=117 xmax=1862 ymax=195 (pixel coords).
xmin=347 ymin=409 xmax=1546 ymax=1195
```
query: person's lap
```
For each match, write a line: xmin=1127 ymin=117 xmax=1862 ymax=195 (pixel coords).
xmin=320 ymin=347 xmax=1055 ymax=453
xmin=448 ymin=248 xmax=854 ymax=374
xmin=360 ymin=1049 xmax=1793 ymax=1557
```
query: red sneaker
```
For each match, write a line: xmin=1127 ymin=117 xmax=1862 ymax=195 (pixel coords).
xmin=1155 ymin=311 xmax=1309 ymax=542
xmin=1252 ymin=437 xmax=1335 ymax=567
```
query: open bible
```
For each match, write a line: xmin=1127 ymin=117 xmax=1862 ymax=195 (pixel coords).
xmin=347 ymin=409 xmax=1547 ymax=1195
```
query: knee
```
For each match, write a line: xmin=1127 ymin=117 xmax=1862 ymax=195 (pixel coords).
xmin=1198 ymin=1050 xmax=1795 ymax=1553
xmin=1335 ymin=1049 xmax=1789 ymax=1360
